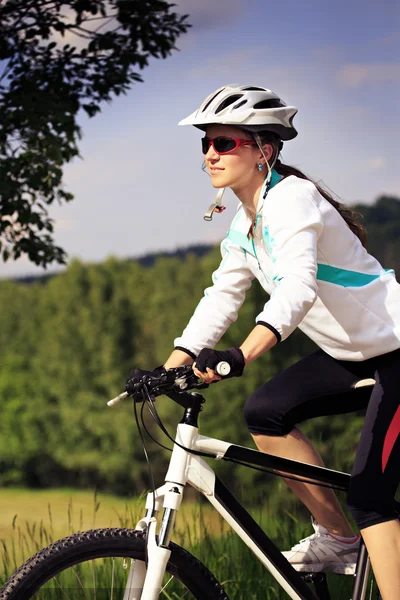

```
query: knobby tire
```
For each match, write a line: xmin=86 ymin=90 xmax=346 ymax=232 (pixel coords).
xmin=0 ymin=527 xmax=228 ymax=600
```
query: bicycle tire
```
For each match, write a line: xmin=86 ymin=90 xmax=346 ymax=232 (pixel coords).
xmin=0 ymin=527 xmax=229 ymax=600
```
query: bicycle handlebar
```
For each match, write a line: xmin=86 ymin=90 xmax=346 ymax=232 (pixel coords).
xmin=108 ymin=362 xmax=230 ymax=407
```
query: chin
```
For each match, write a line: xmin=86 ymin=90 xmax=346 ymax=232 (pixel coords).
xmin=210 ymin=176 xmax=230 ymax=189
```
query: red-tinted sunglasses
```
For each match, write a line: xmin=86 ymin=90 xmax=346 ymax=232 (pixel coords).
xmin=201 ymin=136 xmax=256 ymax=155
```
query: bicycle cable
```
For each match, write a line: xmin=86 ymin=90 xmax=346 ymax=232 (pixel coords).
xmin=143 ymin=387 xmax=219 ymax=459
xmin=140 ymin=400 xmax=173 ymax=453
xmin=139 ymin=387 xmax=345 ymax=493
xmin=132 ymin=388 xmax=157 ymax=518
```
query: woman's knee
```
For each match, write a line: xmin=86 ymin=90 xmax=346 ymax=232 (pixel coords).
xmin=243 ymin=388 xmax=292 ymax=436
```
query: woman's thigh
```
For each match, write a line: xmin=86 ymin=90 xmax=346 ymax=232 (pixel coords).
xmin=244 ymin=349 xmax=372 ymax=436
xmin=348 ymin=350 xmax=400 ymax=528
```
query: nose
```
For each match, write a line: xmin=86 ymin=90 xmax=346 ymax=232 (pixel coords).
xmin=205 ymin=141 xmax=219 ymax=160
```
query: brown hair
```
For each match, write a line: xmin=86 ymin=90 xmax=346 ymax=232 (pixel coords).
xmin=250 ymin=132 xmax=367 ymax=247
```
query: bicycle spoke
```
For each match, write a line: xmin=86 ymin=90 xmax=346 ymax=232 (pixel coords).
xmin=110 ymin=557 xmax=115 ymax=600
xmin=28 ymin=554 xmax=200 ymax=599
xmin=52 ymin=575 xmax=73 ymax=599
xmin=91 ymin=559 xmax=96 ymax=600
xmin=160 ymin=574 xmax=191 ymax=599
xmin=160 ymin=575 xmax=174 ymax=594
xmin=72 ymin=565 xmax=91 ymax=599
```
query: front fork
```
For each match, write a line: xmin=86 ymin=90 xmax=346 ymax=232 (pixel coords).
xmin=123 ymin=420 xmax=200 ymax=600
xmin=122 ymin=482 xmax=185 ymax=600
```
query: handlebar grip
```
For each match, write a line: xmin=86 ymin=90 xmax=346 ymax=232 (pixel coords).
xmin=215 ymin=361 xmax=231 ymax=376
xmin=107 ymin=391 xmax=128 ymax=407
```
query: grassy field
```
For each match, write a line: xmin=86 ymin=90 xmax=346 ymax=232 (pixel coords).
xmin=0 ymin=488 xmax=371 ymax=599
xmin=0 ymin=486 xmax=225 ymax=539
xmin=0 ymin=487 xmax=227 ymax=576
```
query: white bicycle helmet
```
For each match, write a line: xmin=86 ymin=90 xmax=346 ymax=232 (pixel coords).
xmin=179 ymin=84 xmax=298 ymax=141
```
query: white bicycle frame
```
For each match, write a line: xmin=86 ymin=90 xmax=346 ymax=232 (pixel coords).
xmin=120 ymin=419 xmax=372 ymax=600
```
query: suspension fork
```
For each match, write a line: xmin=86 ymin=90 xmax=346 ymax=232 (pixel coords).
xmin=122 ymin=483 xmax=185 ymax=600
xmin=124 ymin=423 xmax=199 ymax=599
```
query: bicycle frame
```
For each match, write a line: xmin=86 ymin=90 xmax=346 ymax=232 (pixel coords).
xmin=124 ymin=419 xmax=373 ymax=600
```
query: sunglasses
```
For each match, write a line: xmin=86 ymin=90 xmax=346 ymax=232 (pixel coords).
xmin=201 ymin=136 xmax=256 ymax=155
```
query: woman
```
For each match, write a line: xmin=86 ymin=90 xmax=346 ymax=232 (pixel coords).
xmin=132 ymin=85 xmax=400 ymax=599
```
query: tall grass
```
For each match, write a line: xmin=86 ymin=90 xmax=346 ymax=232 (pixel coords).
xmin=0 ymin=492 xmax=372 ymax=599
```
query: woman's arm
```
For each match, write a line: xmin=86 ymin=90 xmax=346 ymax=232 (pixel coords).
xmin=164 ymin=348 xmax=194 ymax=369
xmin=256 ymin=180 xmax=324 ymax=341
xmin=173 ymin=238 xmax=254 ymax=358
xmin=240 ymin=323 xmax=279 ymax=364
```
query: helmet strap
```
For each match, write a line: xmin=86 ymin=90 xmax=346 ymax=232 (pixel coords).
xmin=253 ymin=133 xmax=279 ymax=200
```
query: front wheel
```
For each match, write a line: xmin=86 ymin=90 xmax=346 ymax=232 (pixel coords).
xmin=0 ymin=528 xmax=229 ymax=599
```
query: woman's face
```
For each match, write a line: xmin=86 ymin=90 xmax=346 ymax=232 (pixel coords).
xmin=203 ymin=124 xmax=268 ymax=191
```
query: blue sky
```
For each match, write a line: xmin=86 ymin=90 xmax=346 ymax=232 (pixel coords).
xmin=1 ymin=0 xmax=399 ymax=278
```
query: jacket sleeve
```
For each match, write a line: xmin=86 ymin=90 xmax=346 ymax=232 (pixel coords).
xmin=256 ymin=180 xmax=324 ymax=341
xmin=174 ymin=237 xmax=254 ymax=357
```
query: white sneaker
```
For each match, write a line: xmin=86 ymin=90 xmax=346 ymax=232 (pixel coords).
xmin=282 ymin=519 xmax=360 ymax=575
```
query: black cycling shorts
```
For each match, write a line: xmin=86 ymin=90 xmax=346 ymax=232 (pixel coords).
xmin=243 ymin=348 xmax=400 ymax=530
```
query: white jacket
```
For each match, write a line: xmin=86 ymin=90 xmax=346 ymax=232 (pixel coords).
xmin=175 ymin=173 xmax=400 ymax=361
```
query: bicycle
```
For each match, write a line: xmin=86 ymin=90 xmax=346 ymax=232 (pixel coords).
xmin=0 ymin=365 xmax=391 ymax=599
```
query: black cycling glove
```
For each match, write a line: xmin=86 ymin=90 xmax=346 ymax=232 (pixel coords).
xmin=125 ymin=366 xmax=166 ymax=395
xmin=195 ymin=348 xmax=245 ymax=378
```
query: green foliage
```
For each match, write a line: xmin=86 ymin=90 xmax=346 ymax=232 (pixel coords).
xmin=0 ymin=0 xmax=190 ymax=266
xmin=355 ymin=195 xmax=400 ymax=274
xmin=0 ymin=196 xmax=399 ymax=498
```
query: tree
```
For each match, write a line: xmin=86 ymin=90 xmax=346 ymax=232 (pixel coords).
xmin=355 ymin=196 xmax=400 ymax=274
xmin=0 ymin=0 xmax=190 ymax=266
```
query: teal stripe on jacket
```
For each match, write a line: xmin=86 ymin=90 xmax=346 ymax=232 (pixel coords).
xmin=226 ymin=229 xmax=255 ymax=255
xmin=317 ymin=264 xmax=394 ymax=287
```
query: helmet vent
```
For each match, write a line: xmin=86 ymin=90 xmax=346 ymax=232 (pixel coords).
xmin=202 ymin=90 xmax=224 ymax=112
xmin=242 ymin=86 xmax=266 ymax=91
xmin=215 ymin=94 xmax=243 ymax=114
xmin=253 ymin=99 xmax=286 ymax=109
xmin=233 ymin=99 xmax=247 ymax=110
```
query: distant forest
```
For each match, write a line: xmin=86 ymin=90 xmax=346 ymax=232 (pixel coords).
xmin=0 ymin=195 xmax=399 ymax=502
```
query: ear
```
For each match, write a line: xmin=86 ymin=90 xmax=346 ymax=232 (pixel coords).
xmin=259 ymin=143 xmax=273 ymax=162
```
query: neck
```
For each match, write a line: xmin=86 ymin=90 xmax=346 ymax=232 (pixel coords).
xmin=231 ymin=175 xmax=265 ymax=215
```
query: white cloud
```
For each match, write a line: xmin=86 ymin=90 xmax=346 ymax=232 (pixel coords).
xmin=337 ymin=63 xmax=400 ymax=87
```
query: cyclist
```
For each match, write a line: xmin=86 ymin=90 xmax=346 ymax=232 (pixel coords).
xmin=130 ymin=85 xmax=400 ymax=600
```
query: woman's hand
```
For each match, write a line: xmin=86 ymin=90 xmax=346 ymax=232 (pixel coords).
xmin=193 ymin=347 xmax=245 ymax=383
xmin=192 ymin=364 xmax=221 ymax=384
xmin=125 ymin=366 xmax=165 ymax=395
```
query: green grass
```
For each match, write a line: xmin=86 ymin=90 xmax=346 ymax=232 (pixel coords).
xmin=0 ymin=488 xmax=377 ymax=599
xmin=0 ymin=487 xmax=227 ymax=581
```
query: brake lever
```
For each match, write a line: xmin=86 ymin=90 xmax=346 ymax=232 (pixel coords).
xmin=174 ymin=373 xmax=208 ymax=392
xmin=108 ymin=367 xmax=207 ymax=408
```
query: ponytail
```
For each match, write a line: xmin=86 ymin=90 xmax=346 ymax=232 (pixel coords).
xmin=274 ymin=159 xmax=367 ymax=247
xmin=251 ymin=130 xmax=367 ymax=247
